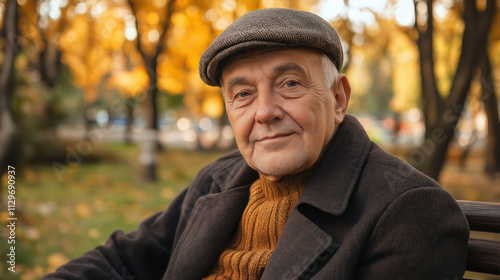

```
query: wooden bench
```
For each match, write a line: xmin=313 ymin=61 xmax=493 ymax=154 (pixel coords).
xmin=458 ymin=200 xmax=500 ymax=279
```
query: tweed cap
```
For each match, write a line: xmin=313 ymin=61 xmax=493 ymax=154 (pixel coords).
xmin=199 ymin=8 xmax=344 ymax=87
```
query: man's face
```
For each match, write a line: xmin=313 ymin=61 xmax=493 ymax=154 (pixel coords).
xmin=221 ymin=48 xmax=350 ymax=181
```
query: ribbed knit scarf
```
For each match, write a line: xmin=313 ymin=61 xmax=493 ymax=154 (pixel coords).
xmin=202 ymin=170 xmax=311 ymax=279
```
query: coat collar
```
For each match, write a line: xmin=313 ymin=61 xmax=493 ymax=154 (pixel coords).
xmin=211 ymin=152 xmax=258 ymax=192
xmin=299 ymin=114 xmax=371 ymax=215
xmin=214 ymin=114 xmax=371 ymax=216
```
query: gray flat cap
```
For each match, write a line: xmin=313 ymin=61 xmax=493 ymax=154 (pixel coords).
xmin=199 ymin=8 xmax=344 ymax=87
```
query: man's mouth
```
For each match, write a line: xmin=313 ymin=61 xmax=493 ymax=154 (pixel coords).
xmin=257 ymin=133 xmax=293 ymax=142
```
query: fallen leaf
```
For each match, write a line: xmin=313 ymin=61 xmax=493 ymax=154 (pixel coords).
xmin=88 ymin=228 xmax=100 ymax=239
xmin=46 ymin=253 xmax=69 ymax=273
xmin=25 ymin=228 xmax=41 ymax=241
xmin=75 ymin=203 xmax=92 ymax=218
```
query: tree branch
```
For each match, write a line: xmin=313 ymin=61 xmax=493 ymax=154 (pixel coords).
xmin=154 ymin=0 xmax=176 ymax=59
xmin=445 ymin=0 xmax=495 ymax=109
xmin=414 ymin=0 xmax=442 ymax=127
xmin=127 ymin=0 xmax=152 ymax=68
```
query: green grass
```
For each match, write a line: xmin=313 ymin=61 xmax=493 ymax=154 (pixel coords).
xmin=1 ymin=142 xmax=225 ymax=279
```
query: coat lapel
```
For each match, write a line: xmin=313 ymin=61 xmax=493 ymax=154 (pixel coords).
xmin=299 ymin=114 xmax=371 ymax=216
xmin=163 ymin=185 xmax=251 ymax=279
xmin=164 ymin=156 xmax=258 ymax=280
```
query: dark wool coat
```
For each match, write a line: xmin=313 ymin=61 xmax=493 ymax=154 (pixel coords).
xmin=43 ymin=115 xmax=469 ymax=280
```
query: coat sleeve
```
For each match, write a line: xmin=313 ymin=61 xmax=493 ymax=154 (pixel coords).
xmin=41 ymin=151 xmax=240 ymax=279
xmin=354 ymin=187 xmax=470 ymax=280
xmin=42 ymin=188 xmax=188 ymax=280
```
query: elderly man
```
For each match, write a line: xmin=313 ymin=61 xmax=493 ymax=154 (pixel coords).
xmin=44 ymin=8 xmax=469 ymax=280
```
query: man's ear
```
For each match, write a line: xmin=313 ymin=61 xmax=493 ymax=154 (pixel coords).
xmin=333 ymin=74 xmax=351 ymax=124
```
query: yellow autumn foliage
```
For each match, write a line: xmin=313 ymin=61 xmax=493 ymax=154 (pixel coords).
xmin=107 ymin=67 xmax=149 ymax=97
xmin=12 ymin=0 xmax=499 ymax=120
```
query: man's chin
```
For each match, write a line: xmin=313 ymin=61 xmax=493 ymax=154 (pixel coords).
xmin=252 ymin=160 xmax=306 ymax=181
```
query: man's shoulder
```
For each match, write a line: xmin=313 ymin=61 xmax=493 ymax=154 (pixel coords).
xmin=360 ymin=141 xmax=441 ymax=196
xmin=351 ymin=142 xmax=463 ymax=225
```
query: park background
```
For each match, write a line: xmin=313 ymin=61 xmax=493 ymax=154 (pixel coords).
xmin=0 ymin=0 xmax=500 ymax=279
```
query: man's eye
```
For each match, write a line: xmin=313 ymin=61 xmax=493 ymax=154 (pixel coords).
xmin=235 ymin=92 xmax=250 ymax=99
xmin=284 ymin=81 xmax=297 ymax=88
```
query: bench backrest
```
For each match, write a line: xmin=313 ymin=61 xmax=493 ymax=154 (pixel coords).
xmin=457 ymin=200 xmax=500 ymax=278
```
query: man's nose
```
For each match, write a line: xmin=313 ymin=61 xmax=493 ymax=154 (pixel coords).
xmin=255 ymin=90 xmax=284 ymax=124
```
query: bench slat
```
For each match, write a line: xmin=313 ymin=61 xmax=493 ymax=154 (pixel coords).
xmin=466 ymin=238 xmax=500 ymax=275
xmin=457 ymin=200 xmax=500 ymax=233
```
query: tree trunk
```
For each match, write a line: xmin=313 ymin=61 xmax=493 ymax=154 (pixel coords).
xmin=412 ymin=0 xmax=495 ymax=181
xmin=39 ymin=39 xmax=63 ymax=88
xmin=128 ymin=0 xmax=176 ymax=181
xmin=125 ymin=98 xmax=134 ymax=144
xmin=479 ymin=46 xmax=500 ymax=176
xmin=39 ymin=40 xmax=64 ymax=143
xmin=0 ymin=0 xmax=19 ymax=206
xmin=142 ymin=77 xmax=159 ymax=181
xmin=409 ymin=121 xmax=456 ymax=180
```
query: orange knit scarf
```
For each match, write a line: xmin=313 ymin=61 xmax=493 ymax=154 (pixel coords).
xmin=203 ymin=170 xmax=311 ymax=279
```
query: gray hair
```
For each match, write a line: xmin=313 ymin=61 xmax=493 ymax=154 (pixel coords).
xmin=321 ymin=53 xmax=340 ymax=89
